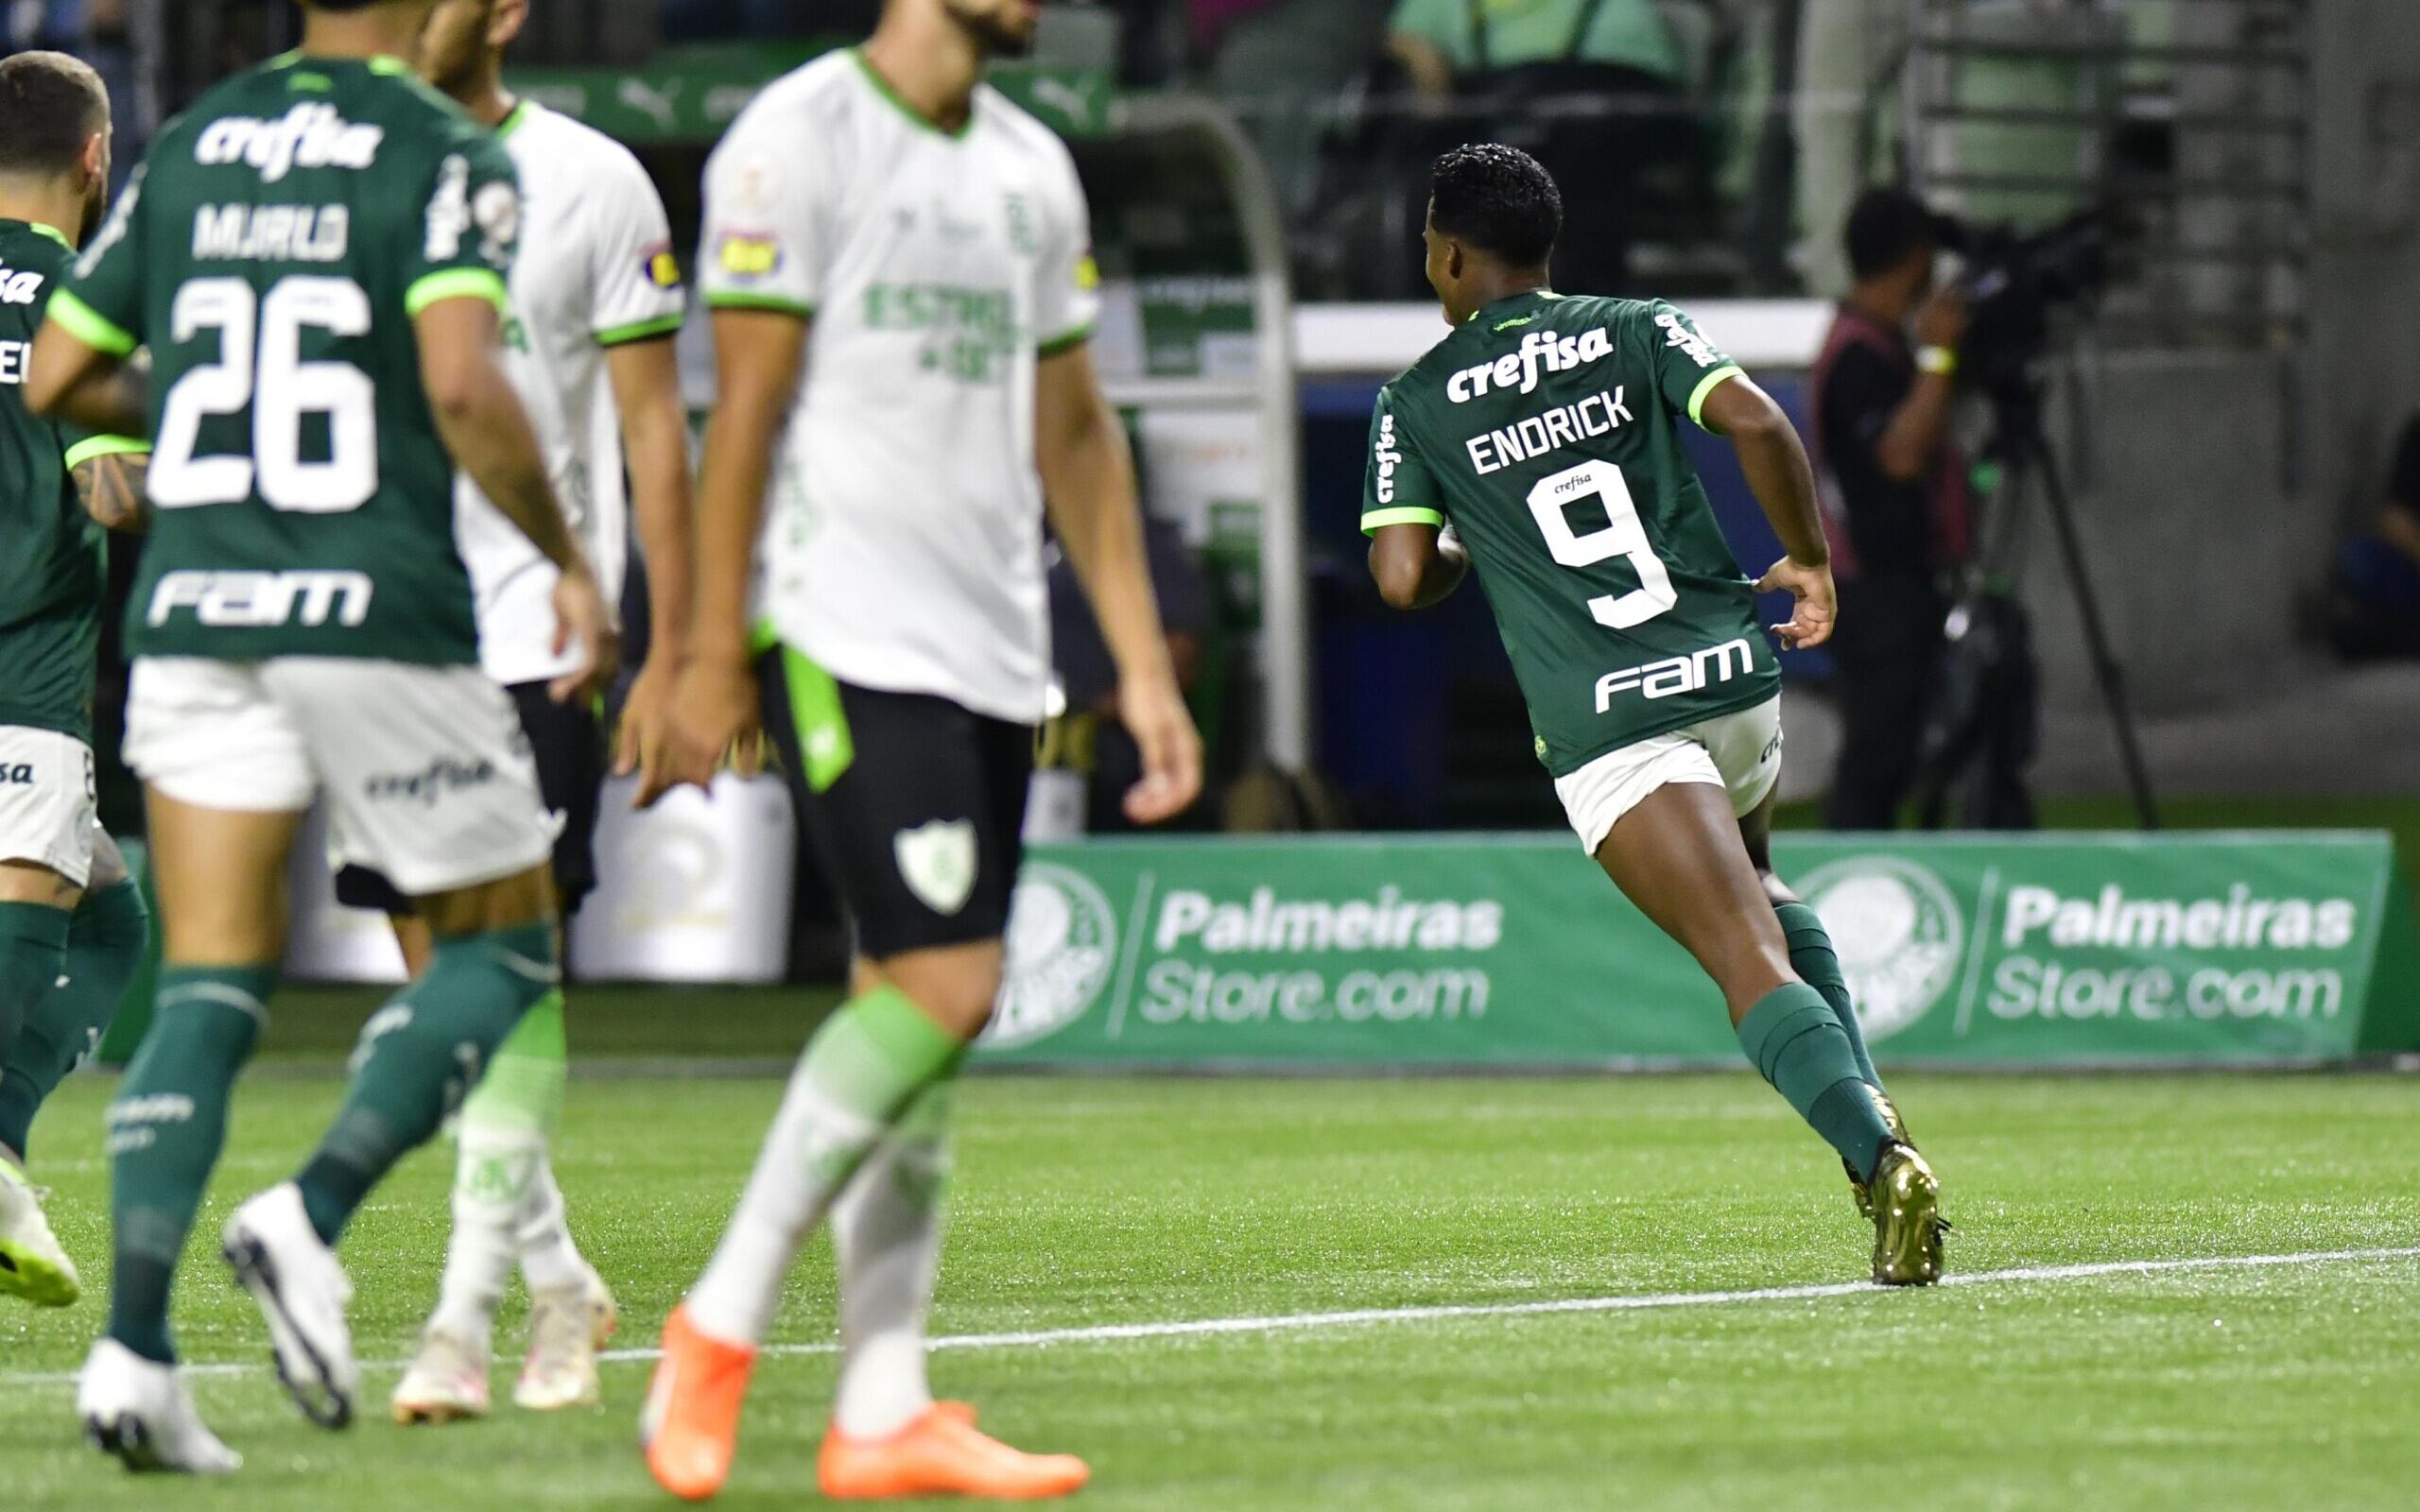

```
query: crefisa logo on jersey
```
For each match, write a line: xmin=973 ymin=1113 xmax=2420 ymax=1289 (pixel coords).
xmin=1373 ymin=413 xmax=1402 ymax=503
xmin=1798 ymin=856 xmax=1965 ymax=1041
xmin=196 ymin=105 xmax=384 ymax=184
xmin=1447 ymin=327 xmax=1615 ymax=404
xmin=982 ymin=862 xmax=1118 ymax=1050
xmin=1654 ymin=312 xmax=1721 ymax=369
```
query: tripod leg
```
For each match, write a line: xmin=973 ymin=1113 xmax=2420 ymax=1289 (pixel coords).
xmin=2031 ymin=444 xmax=2161 ymax=830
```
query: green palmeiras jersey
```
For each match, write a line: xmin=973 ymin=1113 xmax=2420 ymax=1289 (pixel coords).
xmin=0 ymin=219 xmax=147 ymax=742
xmin=53 ymin=53 xmax=522 ymax=664
xmin=1361 ymin=290 xmax=1781 ymax=778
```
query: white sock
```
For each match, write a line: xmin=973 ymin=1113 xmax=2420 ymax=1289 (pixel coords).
xmin=683 ymin=1053 xmax=888 ymax=1345
xmin=429 ymin=1126 xmax=543 ymax=1349
xmin=830 ymin=1082 xmax=952 ymax=1438
xmin=515 ymin=1160 xmax=590 ymax=1296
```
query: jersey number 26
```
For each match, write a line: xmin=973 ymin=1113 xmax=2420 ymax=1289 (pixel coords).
xmin=1525 ymin=458 xmax=1677 ymax=629
xmin=150 ymin=275 xmax=376 ymax=514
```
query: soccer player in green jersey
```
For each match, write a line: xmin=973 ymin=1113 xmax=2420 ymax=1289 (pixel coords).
xmin=0 ymin=51 xmax=154 ymax=1314
xmin=1364 ymin=145 xmax=1946 ymax=1284
xmin=28 ymin=0 xmax=610 ymax=1472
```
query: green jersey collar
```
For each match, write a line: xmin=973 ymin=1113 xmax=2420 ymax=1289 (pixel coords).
xmin=496 ymin=99 xmax=533 ymax=140
xmin=23 ymin=222 xmax=72 ymax=250
xmin=1469 ymin=288 xmax=1561 ymax=324
xmin=852 ymin=49 xmax=974 ymax=142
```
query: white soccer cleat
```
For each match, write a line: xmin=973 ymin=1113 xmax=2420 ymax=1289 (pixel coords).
xmin=513 ymin=1270 xmax=614 ymax=1412
xmin=221 ymin=1182 xmax=357 ymax=1429
xmin=78 ymin=1338 xmax=242 ymax=1474
xmin=391 ymin=1327 xmax=493 ymax=1425
xmin=0 ymin=1158 xmax=80 ymax=1307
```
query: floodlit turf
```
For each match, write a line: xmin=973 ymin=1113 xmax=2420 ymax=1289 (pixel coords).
xmin=3 ymin=1071 xmax=2417 ymax=1511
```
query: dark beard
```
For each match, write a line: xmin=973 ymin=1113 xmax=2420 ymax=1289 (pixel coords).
xmin=951 ymin=8 xmax=1035 ymax=60
xmin=78 ymin=180 xmax=105 ymax=244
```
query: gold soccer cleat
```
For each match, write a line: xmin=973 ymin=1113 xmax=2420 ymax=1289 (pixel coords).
xmin=1845 ymin=1090 xmax=1911 ymax=1221
xmin=1869 ymin=1142 xmax=1948 ymax=1286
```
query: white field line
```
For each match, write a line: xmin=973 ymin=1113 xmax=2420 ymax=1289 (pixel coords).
xmin=7 ymin=1245 xmax=2415 ymax=1391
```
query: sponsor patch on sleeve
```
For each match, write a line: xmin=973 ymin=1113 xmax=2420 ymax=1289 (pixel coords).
xmin=717 ymin=232 xmax=782 ymax=278
xmin=1074 ymin=251 xmax=1100 ymax=292
xmin=643 ymin=244 xmax=683 ymax=290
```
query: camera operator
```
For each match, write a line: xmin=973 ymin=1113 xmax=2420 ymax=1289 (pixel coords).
xmin=1810 ymin=187 xmax=1976 ymax=830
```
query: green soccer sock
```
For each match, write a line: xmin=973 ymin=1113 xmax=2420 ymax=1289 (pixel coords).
xmin=1736 ymin=982 xmax=1896 ymax=1184
xmin=1772 ymin=901 xmax=1882 ymax=1089
xmin=458 ymin=986 xmax=566 ymax=1138
xmin=0 ymin=902 xmax=73 ymax=1121
xmin=105 ymin=964 xmax=271 ymax=1365
xmin=296 ymin=920 xmax=556 ymax=1246
xmin=0 ymin=880 xmax=148 ymax=1161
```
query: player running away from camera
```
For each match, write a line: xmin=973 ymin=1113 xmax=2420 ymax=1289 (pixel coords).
xmin=1364 ymin=145 xmax=1946 ymax=1284
xmin=376 ymin=0 xmax=697 ymax=1426
xmin=0 ymin=52 xmax=155 ymax=1314
xmin=631 ymin=0 xmax=1202 ymax=1500
xmin=28 ymin=0 xmax=610 ymax=1472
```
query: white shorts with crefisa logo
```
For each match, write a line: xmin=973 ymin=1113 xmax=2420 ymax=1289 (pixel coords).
xmin=0 ymin=727 xmax=101 ymax=886
xmin=124 ymin=657 xmax=555 ymax=899
xmin=1553 ymin=696 xmax=1785 ymax=855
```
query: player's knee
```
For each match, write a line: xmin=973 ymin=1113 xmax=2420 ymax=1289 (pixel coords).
xmin=421 ymin=921 xmax=562 ymax=1047
xmin=873 ymin=956 xmax=1002 ymax=1042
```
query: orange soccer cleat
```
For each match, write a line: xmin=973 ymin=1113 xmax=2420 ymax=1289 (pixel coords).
xmin=818 ymin=1405 xmax=1091 ymax=1501
xmin=640 ymin=1305 xmax=759 ymax=1502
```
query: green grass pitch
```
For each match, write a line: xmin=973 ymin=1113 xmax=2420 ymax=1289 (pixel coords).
xmin=3 ymin=1066 xmax=2418 ymax=1510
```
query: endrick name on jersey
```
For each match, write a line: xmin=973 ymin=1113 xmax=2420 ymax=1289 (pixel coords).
xmin=147 ymin=570 xmax=372 ymax=629
xmin=1463 ymin=386 xmax=1632 ymax=476
xmin=1594 ymin=637 xmax=1754 ymax=711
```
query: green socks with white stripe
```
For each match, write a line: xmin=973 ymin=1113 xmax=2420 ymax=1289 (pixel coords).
xmin=105 ymin=964 xmax=272 ymax=1364
xmin=1735 ymin=982 xmax=1897 ymax=1184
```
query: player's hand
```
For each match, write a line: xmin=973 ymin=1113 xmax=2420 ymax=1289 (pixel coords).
xmin=547 ymin=565 xmax=618 ymax=705
xmin=1913 ymin=287 xmax=1969 ymax=352
xmin=614 ymin=651 xmax=680 ymax=781
xmin=1757 ymin=556 xmax=1838 ymax=651
xmin=639 ymin=653 xmax=765 ymax=808
xmin=1117 ymin=669 xmax=1202 ymax=826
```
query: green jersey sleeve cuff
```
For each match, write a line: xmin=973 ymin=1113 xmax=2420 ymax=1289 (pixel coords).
xmin=406 ymin=268 xmax=510 ymax=318
xmin=1686 ymin=365 xmax=1745 ymax=431
xmin=1038 ymin=323 xmax=1095 ymax=358
xmin=705 ymin=292 xmax=814 ymax=318
xmin=46 ymin=289 xmax=138 ymax=357
xmin=1361 ymin=507 xmax=1447 ymax=535
xmin=595 ymin=314 xmax=685 ymax=347
xmin=64 ymin=435 xmax=151 ymax=469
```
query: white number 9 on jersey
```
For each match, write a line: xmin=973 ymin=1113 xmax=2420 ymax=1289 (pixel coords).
xmin=1524 ymin=458 xmax=1677 ymax=629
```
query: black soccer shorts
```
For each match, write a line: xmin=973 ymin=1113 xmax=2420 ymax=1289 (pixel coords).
xmin=757 ymin=644 xmax=1033 ymax=961
xmin=334 ymin=680 xmax=604 ymax=919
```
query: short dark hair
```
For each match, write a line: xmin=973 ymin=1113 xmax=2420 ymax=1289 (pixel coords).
xmin=1430 ymin=143 xmax=1562 ymax=268
xmin=1844 ymin=186 xmax=1943 ymax=282
xmin=0 ymin=52 xmax=108 ymax=180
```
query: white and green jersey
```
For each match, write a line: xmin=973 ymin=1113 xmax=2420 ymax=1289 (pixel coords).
xmin=699 ymin=49 xmax=1099 ymax=723
xmin=453 ymin=98 xmax=684 ymax=686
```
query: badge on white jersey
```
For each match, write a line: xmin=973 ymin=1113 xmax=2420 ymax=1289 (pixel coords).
xmin=894 ymin=819 xmax=977 ymax=917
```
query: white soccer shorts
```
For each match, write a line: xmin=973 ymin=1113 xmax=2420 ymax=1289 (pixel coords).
xmin=124 ymin=657 xmax=555 ymax=899
xmin=1553 ymin=695 xmax=1784 ymax=855
xmin=0 ymin=727 xmax=100 ymax=886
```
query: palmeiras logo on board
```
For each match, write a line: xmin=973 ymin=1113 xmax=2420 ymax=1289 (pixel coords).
xmin=1798 ymin=856 xmax=1964 ymax=1041
xmin=983 ymin=863 xmax=1118 ymax=1050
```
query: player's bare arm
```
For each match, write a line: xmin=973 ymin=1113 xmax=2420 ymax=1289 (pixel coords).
xmin=639 ymin=307 xmax=804 ymax=805
xmin=25 ymin=324 xmax=145 ymax=438
xmin=1699 ymin=373 xmax=1837 ymax=651
xmin=415 ymin=294 xmax=614 ymax=702
xmin=1035 ymin=340 xmax=1203 ymax=825
xmin=605 ymin=334 xmax=696 ymax=781
xmin=72 ymin=450 xmax=148 ymax=533
xmin=1369 ymin=521 xmax=1469 ymax=610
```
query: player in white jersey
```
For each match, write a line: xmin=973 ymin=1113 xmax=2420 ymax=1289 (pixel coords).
xmin=349 ymin=0 xmax=697 ymax=1425
xmin=633 ymin=0 xmax=1201 ymax=1501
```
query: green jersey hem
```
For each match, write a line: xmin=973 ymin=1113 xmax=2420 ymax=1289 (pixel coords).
xmin=1542 ymin=673 xmax=1781 ymax=780
xmin=1686 ymin=365 xmax=1744 ymax=431
xmin=1038 ymin=323 xmax=1095 ymax=358
xmin=706 ymin=292 xmax=814 ymax=318
xmin=406 ymin=267 xmax=510 ymax=318
xmin=0 ymin=705 xmax=90 ymax=745
xmin=595 ymin=314 xmax=683 ymax=347
xmin=63 ymin=435 xmax=150 ymax=470
xmin=46 ymin=289 xmax=137 ymax=356
xmin=1361 ymin=507 xmax=1446 ymax=534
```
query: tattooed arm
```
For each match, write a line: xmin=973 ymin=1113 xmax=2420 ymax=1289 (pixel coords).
xmin=73 ymin=450 xmax=149 ymax=533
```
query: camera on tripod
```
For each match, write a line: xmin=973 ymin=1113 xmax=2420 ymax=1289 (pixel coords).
xmin=1933 ymin=210 xmax=2118 ymax=402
